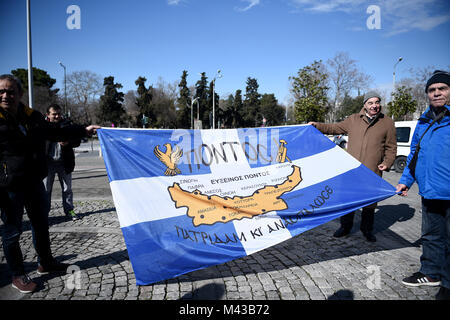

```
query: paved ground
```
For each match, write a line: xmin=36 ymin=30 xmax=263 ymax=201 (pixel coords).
xmin=0 ymin=141 xmax=441 ymax=301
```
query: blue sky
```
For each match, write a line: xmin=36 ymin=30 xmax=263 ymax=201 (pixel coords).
xmin=1 ymin=0 xmax=449 ymax=105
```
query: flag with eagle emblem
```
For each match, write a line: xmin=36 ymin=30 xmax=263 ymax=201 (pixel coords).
xmin=97 ymin=125 xmax=397 ymax=285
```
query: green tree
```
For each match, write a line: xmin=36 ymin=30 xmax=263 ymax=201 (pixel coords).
xmin=234 ymin=89 xmax=244 ymax=128
xmin=12 ymin=67 xmax=58 ymax=93
xmin=194 ymin=72 xmax=209 ymax=128
xmin=260 ymin=93 xmax=285 ymax=126
xmin=243 ymin=77 xmax=261 ymax=127
xmin=336 ymin=94 xmax=364 ymax=120
xmin=97 ymin=76 xmax=125 ymax=126
xmin=290 ymin=60 xmax=329 ymax=123
xmin=135 ymin=76 xmax=154 ymax=127
xmin=207 ymin=80 xmax=220 ymax=128
xmin=11 ymin=67 xmax=59 ymax=113
xmin=387 ymin=86 xmax=418 ymax=121
xmin=176 ymin=70 xmax=191 ymax=128
xmin=221 ymin=94 xmax=235 ymax=128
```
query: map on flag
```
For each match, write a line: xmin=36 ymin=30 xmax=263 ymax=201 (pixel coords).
xmin=98 ymin=125 xmax=397 ymax=285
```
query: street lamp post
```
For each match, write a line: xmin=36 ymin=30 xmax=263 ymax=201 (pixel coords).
xmin=190 ymin=97 xmax=199 ymax=129
xmin=26 ymin=0 xmax=34 ymax=109
xmin=393 ymin=57 xmax=403 ymax=93
xmin=58 ymin=61 xmax=67 ymax=116
xmin=188 ymin=102 xmax=192 ymax=130
xmin=212 ymin=69 xmax=222 ymax=129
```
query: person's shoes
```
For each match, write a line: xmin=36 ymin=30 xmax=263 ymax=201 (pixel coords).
xmin=12 ymin=274 xmax=37 ymax=294
xmin=66 ymin=210 xmax=79 ymax=221
xmin=436 ymin=287 xmax=450 ymax=300
xmin=37 ymin=261 xmax=70 ymax=275
xmin=333 ymin=227 xmax=351 ymax=238
xmin=362 ymin=231 xmax=377 ymax=242
xmin=401 ymin=272 xmax=441 ymax=287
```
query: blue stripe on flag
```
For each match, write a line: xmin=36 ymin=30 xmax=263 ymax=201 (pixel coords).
xmin=98 ymin=129 xmax=212 ymax=181
xmin=122 ymin=214 xmax=247 ymax=285
xmin=279 ymin=164 xmax=396 ymax=236
xmin=237 ymin=125 xmax=335 ymax=168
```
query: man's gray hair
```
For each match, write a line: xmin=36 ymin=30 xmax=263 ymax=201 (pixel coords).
xmin=0 ymin=74 xmax=24 ymax=94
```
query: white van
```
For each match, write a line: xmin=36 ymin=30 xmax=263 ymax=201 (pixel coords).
xmin=325 ymin=121 xmax=417 ymax=173
xmin=393 ymin=121 xmax=417 ymax=173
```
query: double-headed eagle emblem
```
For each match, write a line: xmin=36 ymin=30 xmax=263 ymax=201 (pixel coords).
xmin=153 ymin=143 xmax=183 ymax=176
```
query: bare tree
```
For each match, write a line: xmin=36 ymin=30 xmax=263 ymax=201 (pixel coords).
xmin=123 ymin=90 xmax=139 ymax=127
xmin=326 ymin=52 xmax=373 ymax=122
xmin=404 ymin=66 xmax=437 ymax=117
xmin=155 ymin=76 xmax=178 ymax=101
xmin=66 ymin=70 xmax=103 ymax=123
xmin=21 ymin=86 xmax=58 ymax=114
xmin=151 ymin=77 xmax=178 ymax=128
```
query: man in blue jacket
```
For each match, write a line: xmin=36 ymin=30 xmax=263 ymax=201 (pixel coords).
xmin=396 ymin=70 xmax=450 ymax=300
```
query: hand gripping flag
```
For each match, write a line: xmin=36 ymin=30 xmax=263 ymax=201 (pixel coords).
xmin=98 ymin=125 xmax=396 ymax=285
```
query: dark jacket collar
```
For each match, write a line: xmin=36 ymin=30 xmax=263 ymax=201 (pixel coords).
xmin=0 ymin=103 xmax=34 ymax=124
xmin=420 ymin=104 xmax=450 ymax=123
xmin=358 ymin=107 xmax=384 ymax=124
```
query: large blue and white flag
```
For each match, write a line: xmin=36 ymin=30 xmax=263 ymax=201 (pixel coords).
xmin=98 ymin=125 xmax=396 ymax=285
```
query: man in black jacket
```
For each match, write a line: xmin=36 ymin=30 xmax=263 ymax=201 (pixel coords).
xmin=0 ymin=74 xmax=99 ymax=293
xmin=44 ymin=104 xmax=80 ymax=221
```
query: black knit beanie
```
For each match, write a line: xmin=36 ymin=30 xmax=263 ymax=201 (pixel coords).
xmin=425 ymin=70 xmax=450 ymax=93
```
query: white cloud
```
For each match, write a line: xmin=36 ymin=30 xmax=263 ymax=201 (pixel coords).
xmin=167 ymin=0 xmax=182 ymax=5
xmin=289 ymin=0 xmax=450 ymax=36
xmin=381 ymin=0 xmax=450 ymax=36
xmin=236 ymin=0 xmax=261 ymax=12
xmin=289 ymin=0 xmax=366 ymax=13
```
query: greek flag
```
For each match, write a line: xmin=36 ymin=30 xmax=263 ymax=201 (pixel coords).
xmin=98 ymin=125 xmax=396 ymax=285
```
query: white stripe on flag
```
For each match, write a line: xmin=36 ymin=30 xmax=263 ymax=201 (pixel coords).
xmin=199 ymin=129 xmax=251 ymax=171
xmin=232 ymin=211 xmax=292 ymax=255
xmin=293 ymin=146 xmax=361 ymax=189
xmin=110 ymin=144 xmax=360 ymax=228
